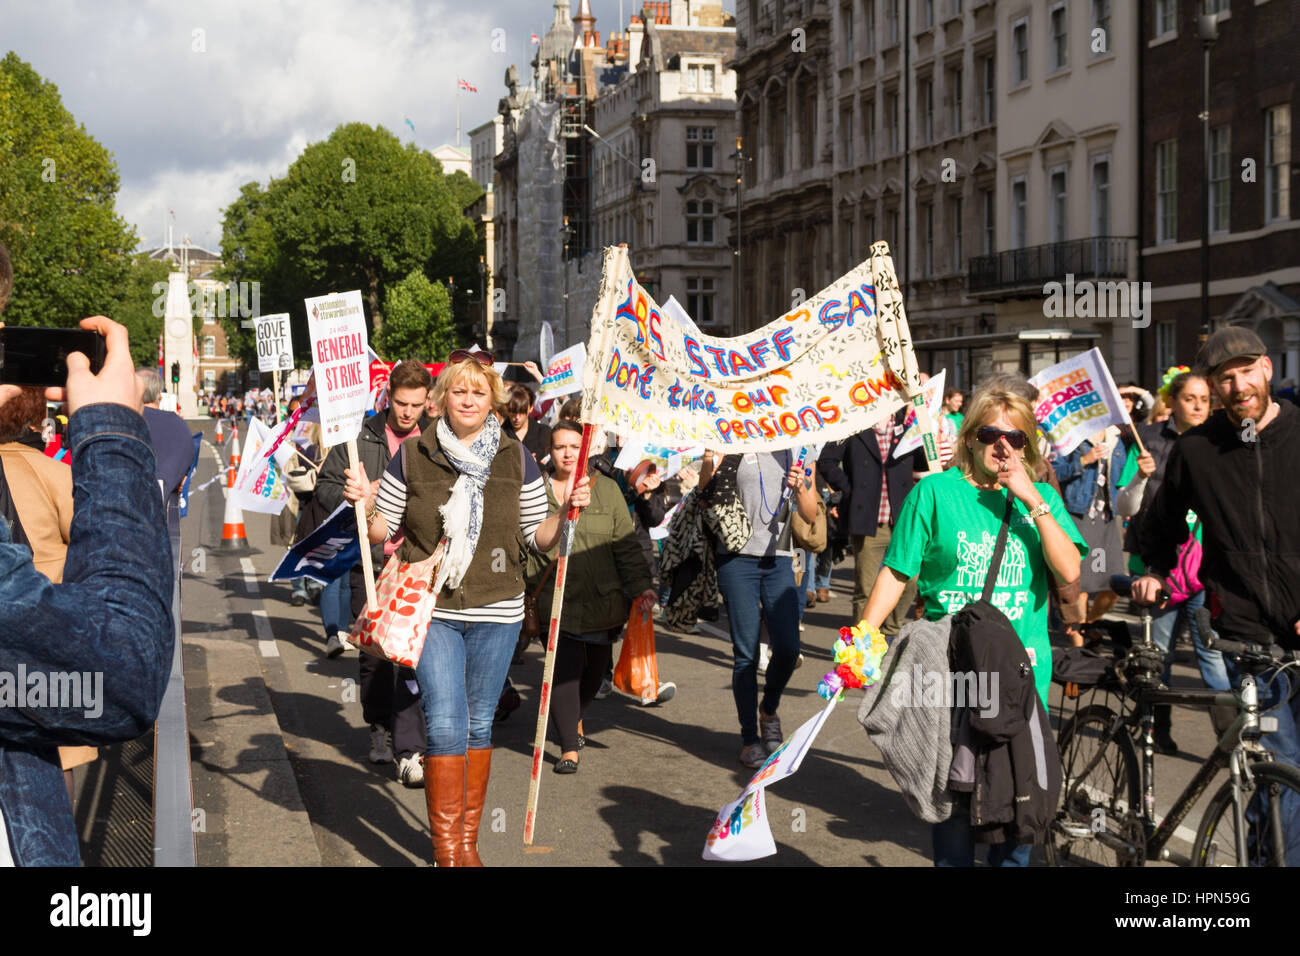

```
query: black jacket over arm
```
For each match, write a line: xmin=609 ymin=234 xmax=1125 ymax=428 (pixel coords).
xmin=818 ymin=409 xmax=926 ymax=537
xmin=1139 ymin=403 xmax=1300 ymax=646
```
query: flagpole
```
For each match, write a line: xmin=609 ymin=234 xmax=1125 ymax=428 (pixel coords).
xmin=456 ymin=82 xmax=461 ymax=147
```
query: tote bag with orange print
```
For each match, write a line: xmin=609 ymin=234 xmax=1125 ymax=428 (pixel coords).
xmin=349 ymin=540 xmax=446 ymax=668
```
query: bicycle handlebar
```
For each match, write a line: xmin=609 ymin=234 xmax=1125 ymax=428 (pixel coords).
xmin=1193 ymin=606 xmax=1300 ymax=664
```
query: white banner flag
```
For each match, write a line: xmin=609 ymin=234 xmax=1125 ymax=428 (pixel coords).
xmin=538 ymin=342 xmax=586 ymax=398
xmin=893 ymin=368 xmax=946 ymax=459
xmin=230 ymin=418 xmax=293 ymax=515
xmin=305 ymin=290 xmax=369 ymax=448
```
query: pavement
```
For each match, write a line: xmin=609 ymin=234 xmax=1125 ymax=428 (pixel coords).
xmin=176 ymin=419 xmax=1226 ymax=867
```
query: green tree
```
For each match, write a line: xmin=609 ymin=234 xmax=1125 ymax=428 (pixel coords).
xmin=217 ymin=123 xmax=482 ymax=363
xmin=373 ymin=270 xmax=455 ymax=363
xmin=114 ymin=254 xmax=173 ymax=368
xmin=0 ymin=52 xmax=137 ymax=328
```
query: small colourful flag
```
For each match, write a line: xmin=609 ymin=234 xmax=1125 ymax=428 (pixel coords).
xmin=404 ymin=115 xmax=416 ymax=133
xmin=457 ymin=78 xmax=477 ymax=92
xmin=530 ymin=32 xmax=539 ymax=43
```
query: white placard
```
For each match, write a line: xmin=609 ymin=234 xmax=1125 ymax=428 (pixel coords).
xmin=305 ymin=290 xmax=369 ymax=448
xmin=538 ymin=342 xmax=586 ymax=398
xmin=255 ymin=312 xmax=294 ymax=373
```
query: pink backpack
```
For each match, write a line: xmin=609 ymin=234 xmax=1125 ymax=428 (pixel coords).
xmin=1165 ymin=518 xmax=1203 ymax=605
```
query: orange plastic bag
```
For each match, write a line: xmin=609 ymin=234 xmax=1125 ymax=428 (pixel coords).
xmin=613 ymin=606 xmax=659 ymax=704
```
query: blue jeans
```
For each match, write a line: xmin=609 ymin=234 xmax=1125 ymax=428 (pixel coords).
xmin=320 ymin=573 xmax=352 ymax=638
xmin=1149 ymin=591 xmax=1234 ymax=691
xmin=715 ymin=553 xmax=801 ymax=746
xmin=414 ymin=617 xmax=519 ymax=756
xmin=1242 ymin=663 xmax=1300 ymax=865
xmin=932 ymin=792 xmax=1033 ymax=867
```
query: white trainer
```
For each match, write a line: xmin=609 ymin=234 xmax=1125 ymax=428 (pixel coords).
xmin=368 ymin=725 xmax=394 ymax=764
xmin=397 ymin=754 xmax=424 ymax=786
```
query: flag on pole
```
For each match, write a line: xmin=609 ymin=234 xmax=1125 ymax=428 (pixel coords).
xmin=530 ymin=32 xmax=540 ymax=43
xmin=270 ymin=503 xmax=362 ymax=585
xmin=457 ymin=79 xmax=477 ymax=92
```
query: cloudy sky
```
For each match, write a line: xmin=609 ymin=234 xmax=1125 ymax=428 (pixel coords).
xmin=7 ymin=0 xmax=728 ymax=253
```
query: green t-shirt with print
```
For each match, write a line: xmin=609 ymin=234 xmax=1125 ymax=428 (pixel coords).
xmin=884 ymin=468 xmax=1087 ymax=707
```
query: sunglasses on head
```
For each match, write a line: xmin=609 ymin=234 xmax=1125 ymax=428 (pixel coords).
xmin=975 ymin=426 xmax=1028 ymax=450
xmin=448 ymin=349 xmax=494 ymax=366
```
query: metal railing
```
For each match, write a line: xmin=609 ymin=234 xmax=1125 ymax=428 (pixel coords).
xmin=967 ymin=236 xmax=1133 ymax=296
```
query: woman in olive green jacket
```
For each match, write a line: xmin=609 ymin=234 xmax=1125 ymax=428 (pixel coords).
xmin=529 ymin=421 xmax=656 ymax=773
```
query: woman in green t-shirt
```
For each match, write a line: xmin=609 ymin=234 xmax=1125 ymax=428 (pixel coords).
xmin=859 ymin=384 xmax=1085 ymax=866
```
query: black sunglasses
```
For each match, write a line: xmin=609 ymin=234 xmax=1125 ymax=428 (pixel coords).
xmin=447 ymin=349 xmax=494 ymax=366
xmin=975 ymin=426 xmax=1029 ymax=450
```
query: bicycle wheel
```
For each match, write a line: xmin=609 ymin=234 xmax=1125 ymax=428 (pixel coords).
xmin=1047 ymin=703 xmax=1144 ymax=867
xmin=1191 ymin=760 xmax=1300 ymax=867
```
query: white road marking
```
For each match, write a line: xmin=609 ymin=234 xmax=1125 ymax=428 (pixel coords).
xmin=252 ymin=609 xmax=279 ymax=658
xmin=203 ymin=439 xmax=228 ymax=499
xmin=239 ymin=557 xmax=259 ymax=594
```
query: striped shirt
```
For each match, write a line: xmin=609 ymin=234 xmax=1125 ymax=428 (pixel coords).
xmin=375 ymin=445 xmax=548 ymax=623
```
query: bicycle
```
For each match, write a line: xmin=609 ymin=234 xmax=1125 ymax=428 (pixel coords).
xmin=1046 ymin=575 xmax=1300 ymax=867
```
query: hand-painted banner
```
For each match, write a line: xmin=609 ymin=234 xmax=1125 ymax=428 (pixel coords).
xmin=893 ymin=368 xmax=945 ymax=459
xmin=255 ymin=312 xmax=294 ymax=373
xmin=1028 ymin=348 xmax=1130 ymax=457
xmin=269 ymin=502 xmax=362 ymax=585
xmin=580 ymin=244 xmax=923 ymax=454
xmin=702 ymin=697 xmax=838 ymax=862
xmin=305 ymin=290 xmax=369 ymax=448
xmin=231 ymin=418 xmax=293 ymax=515
xmin=539 ymin=342 xmax=586 ymax=398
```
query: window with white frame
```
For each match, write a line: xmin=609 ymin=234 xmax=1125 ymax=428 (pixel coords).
xmin=840 ymin=102 xmax=854 ymax=164
xmin=1012 ymin=17 xmax=1029 ymax=85
xmin=920 ymin=202 xmax=934 ymax=275
xmin=1210 ymin=125 xmax=1230 ymax=233
xmin=1154 ymin=0 xmax=1175 ymax=37
xmin=1155 ymin=139 xmax=1177 ymax=243
xmin=686 ymin=126 xmax=715 ymax=169
xmin=682 ymin=63 xmax=716 ymax=93
xmin=863 ymin=99 xmax=875 ymax=161
xmin=980 ymin=54 xmax=995 ymax=124
xmin=1265 ymin=105 xmax=1291 ymax=222
xmin=1011 ymin=175 xmax=1027 ymax=248
xmin=1049 ymin=166 xmax=1068 ymax=242
xmin=687 ymin=277 xmax=715 ymax=325
xmin=686 ymin=199 xmax=716 ymax=244
xmin=203 ymin=369 xmax=216 ymax=391
xmin=1091 ymin=154 xmax=1111 ymax=236
xmin=918 ymin=77 xmax=933 ymax=143
xmin=1049 ymin=3 xmax=1068 ymax=72
xmin=203 ymin=335 xmax=216 ymax=358
xmin=1090 ymin=0 xmax=1110 ymax=55
xmin=948 ymin=66 xmax=963 ymax=135
xmin=887 ymin=91 xmax=900 ymax=153
xmin=982 ymin=187 xmax=995 ymax=254
xmin=950 ymin=195 xmax=963 ymax=271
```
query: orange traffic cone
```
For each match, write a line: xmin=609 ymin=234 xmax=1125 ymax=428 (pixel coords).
xmin=221 ymin=433 xmax=247 ymax=548
xmin=215 ymin=418 xmax=224 ymax=444
xmin=227 ymin=433 xmax=240 ymax=490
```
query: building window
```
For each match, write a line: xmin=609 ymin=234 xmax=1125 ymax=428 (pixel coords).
xmin=886 ymin=0 xmax=899 ymax=45
xmin=864 ymin=212 xmax=876 ymax=248
xmin=864 ymin=0 xmax=876 ymax=53
xmin=1011 ymin=175 xmax=1027 ymax=248
xmin=921 ymin=0 xmax=934 ymax=28
xmin=686 ymin=126 xmax=715 ymax=169
xmin=1210 ymin=126 xmax=1230 ymax=233
xmin=948 ymin=66 xmax=963 ymax=135
xmin=1011 ymin=17 xmax=1029 ymax=85
xmin=980 ymin=55 xmax=995 ymax=124
xmin=1049 ymin=3 xmax=1068 ymax=72
xmin=886 ymin=91 xmax=900 ymax=154
xmin=887 ymin=208 xmax=900 ymax=251
xmin=1090 ymin=0 xmax=1110 ymax=55
xmin=840 ymin=211 xmax=855 ymax=270
xmin=687 ymin=277 xmax=715 ymax=325
xmin=203 ymin=370 xmax=216 ymax=391
xmin=950 ymin=196 xmax=963 ymax=272
xmin=863 ymin=99 xmax=875 ymax=161
xmin=1265 ymin=105 xmax=1291 ymax=222
xmin=982 ymin=187 xmax=995 ymax=254
xmin=686 ymin=200 xmax=716 ymax=244
xmin=840 ymin=102 xmax=854 ymax=164
xmin=1202 ymin=0 xmax=1227 ymax=14
xmin=1049 ymin=166 xmax=1068 ymax=242
xmin=800 ymin=79 xmax=818 ymax=167
xmin=647 ymin=205 xmax=655 ymax=246
xmin=920 ymin=203 xmax=934 ymax=275
xmin=841 ymin=1 xmax=854 ymax=60
xmin=1156 ymin=321 xmax=1176 ymax=372
xmin=1155 ymin=139 xmax=1177 ymax=243
xmin=1154 ymin=0 xmax=1175 ymax=37
xmin=203 ymin=335 xmax=216 ymax=358
xmin=918 ymin=77 xmax=933 ymax=144
xmin=1091 ymin=155 xmax=1111 ymax=236
xmin=768 ymin=90 xmax=786 ymax=178
xmin=682 ymin=63 xmax=716 ymax=93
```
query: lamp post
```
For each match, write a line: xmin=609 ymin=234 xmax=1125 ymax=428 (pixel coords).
xmin=731 ymin=137 xmax=744 ymax=335
xmin=1198 ymin=13 xmax=1218 ymax=345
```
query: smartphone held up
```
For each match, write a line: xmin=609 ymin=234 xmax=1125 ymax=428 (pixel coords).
xmin=0 ymin=326 xmax=107 ymax=387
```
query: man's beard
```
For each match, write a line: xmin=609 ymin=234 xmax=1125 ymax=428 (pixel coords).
xmin=1227 ymin=386 xmax=1267 ymax=423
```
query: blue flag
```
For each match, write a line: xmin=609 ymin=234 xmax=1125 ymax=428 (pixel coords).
xmin=178 ymin=432 xmax=203 ymax=518
xmin=270 ymin=502 xmax=362 ymax=585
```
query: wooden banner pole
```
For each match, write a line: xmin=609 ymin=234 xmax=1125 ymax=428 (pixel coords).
xmin=523 ymin=422 xmax=594 ymax=846
xmin=347 ymin=439 xmax=378 ymax=609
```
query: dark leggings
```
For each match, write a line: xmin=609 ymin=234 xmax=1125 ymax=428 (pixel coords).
xmin=548 ymin=635 xmax=613 ymax=754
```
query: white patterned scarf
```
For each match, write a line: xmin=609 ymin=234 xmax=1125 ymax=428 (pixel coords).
xmin=433 ymin=413 xmax=501 ymax=593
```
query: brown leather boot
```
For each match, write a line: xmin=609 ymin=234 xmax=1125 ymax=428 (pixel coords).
xmin=423 ymin=754 xmax=466 ymax=867
xmin=461 ymin=747 xmax=491 ymax=867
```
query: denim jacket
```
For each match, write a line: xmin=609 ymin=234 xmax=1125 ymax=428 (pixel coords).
xmin=0 ymin=404 xmax=174 ymax=865
xmin=1052 ymin=438 xmax=1128 ymax=517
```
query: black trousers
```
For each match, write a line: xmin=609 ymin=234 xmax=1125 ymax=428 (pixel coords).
xmin=548 ymin=635 xmax=613 ymax=754
xmin=351 ymin=562 xmax=426 ymax=758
